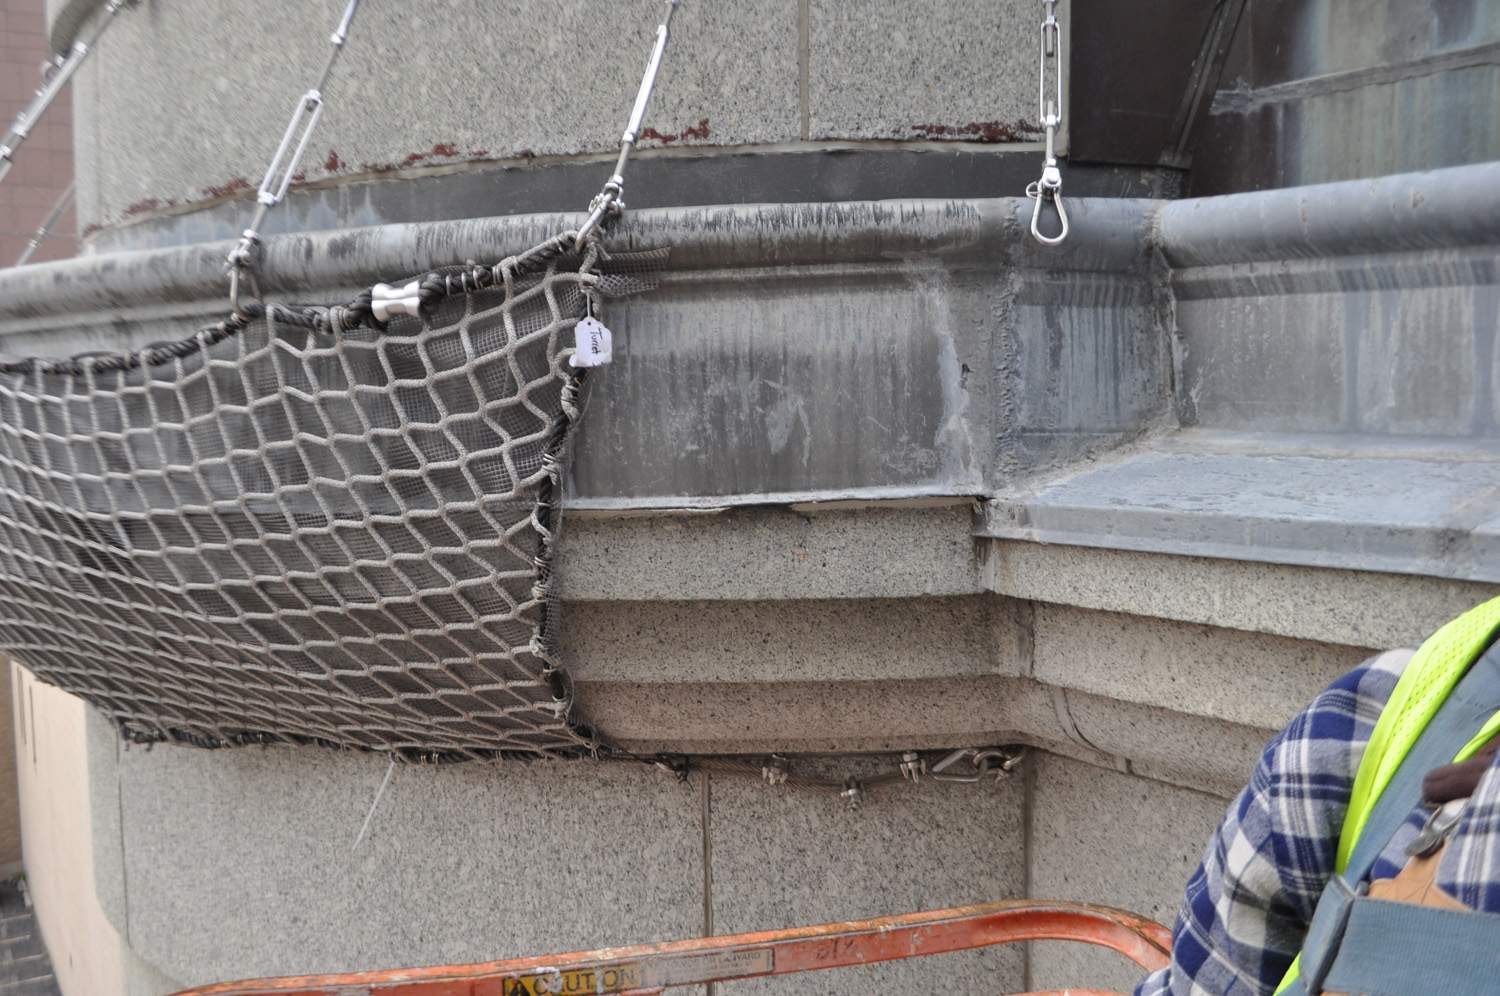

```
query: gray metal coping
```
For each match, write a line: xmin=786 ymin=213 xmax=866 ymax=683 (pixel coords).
xmin=6 ymin=158 xmax=1496 ymax=327
xmin=1158 ymin=160 xmax=1500 ymax=267
xmin=0 ymin=196 xmax=1152 ymax=332
xmin=981 ymin=431 xmax=1500 ymax=584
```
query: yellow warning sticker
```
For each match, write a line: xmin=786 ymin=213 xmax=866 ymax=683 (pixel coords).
xmin=499 ymin=963 xmax=644 ymax=995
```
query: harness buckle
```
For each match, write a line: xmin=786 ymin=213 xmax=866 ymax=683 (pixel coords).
xmin=1407 ymin=798 xmax=1467 ymax=858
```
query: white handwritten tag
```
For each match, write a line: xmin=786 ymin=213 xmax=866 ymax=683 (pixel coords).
xmin=570 ymin=316 xmax=613 ymax=368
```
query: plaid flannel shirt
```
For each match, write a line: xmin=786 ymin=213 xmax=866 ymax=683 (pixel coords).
xmin=1135 ymin=645 xmax=1500 ymax=995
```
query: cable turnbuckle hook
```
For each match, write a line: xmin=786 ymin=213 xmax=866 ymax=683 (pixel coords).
xmin=1026 ymin=169 xmax=1069 ymax=246
xmin=225 ymin=230 xmax=263 ymax=319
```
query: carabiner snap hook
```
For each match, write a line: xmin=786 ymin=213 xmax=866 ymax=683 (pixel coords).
xmin=1026 ymin=180 xmax=1069 ymax=247
xmin=225 ymin=230 xmax=265 ymax=320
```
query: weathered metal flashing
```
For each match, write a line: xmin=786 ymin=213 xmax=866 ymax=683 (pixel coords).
xmin=1 ymin=164 xmax=1495 ymax=581
xmin=0 ymin=197 xmax=1148 ymax=327
xmin=1159 ymin=161 xmax=1500 ymax=266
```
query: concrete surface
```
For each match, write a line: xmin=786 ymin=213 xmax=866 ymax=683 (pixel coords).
xmin=60 ymin=0 xmax=1063 ymax=231
xmin=562 ymin=596 xmax=1024 ymax=683
xmin=75 ymin=528 xmax=1443 ymax=992
xmin=558 ymin=503 xmax=984 ymax=602
xmin=987 ymin=538 xmax=1500 ymax=650
xmin=806 ymin=0 xmax=1056 ymax=147
xmin=709 ymin=759 xmax=1027 ymax=993
xmin=73 ymin=0 xmax=798 ymax=226
xmin=101 ymin=730 xmax=704 ymax=988
xmin=1027 ymin=753 xmax=1229 ymax=994
xmin=90 ymin=727 xmax=1044 ymax=994
xmin=1032 ymin=605 xmax=1373 ymax=731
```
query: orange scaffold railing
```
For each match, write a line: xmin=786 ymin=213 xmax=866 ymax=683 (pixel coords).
xmin=176 ymin=899 xmax=1172 ymax=996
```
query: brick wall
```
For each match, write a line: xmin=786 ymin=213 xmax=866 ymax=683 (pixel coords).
xmin=1 ymin=0 xmax=77 ymax=267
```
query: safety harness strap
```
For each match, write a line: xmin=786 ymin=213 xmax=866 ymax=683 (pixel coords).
xmin=1277 ymin=606 xmax=1500 ymax=994
xmin=1307 ymin=893 xmax=1500 ymax=995
xmin=1342 ymin=639 xmax=1500 ymax=885
xmin=1339 ymin=597 xmax=1500 ymax=872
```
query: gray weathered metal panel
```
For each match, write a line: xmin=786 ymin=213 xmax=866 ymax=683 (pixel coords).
xmin=982 ymin=444 xmax=1500 ymax=582
xmin=1160 ymin=162 xmax=1500 ymax=439
xmin=0 ymin=197 xmax=1165 ymax=504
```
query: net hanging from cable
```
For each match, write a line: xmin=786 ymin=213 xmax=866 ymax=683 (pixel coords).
xmin=0 ymin=0 xmax=681 ymax=761
xmin=0 ymin=239 xmax=664 ymax=761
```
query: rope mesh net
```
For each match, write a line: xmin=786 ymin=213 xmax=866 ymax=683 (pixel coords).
xmin=0 ymin=233 xmax=661 ymax=761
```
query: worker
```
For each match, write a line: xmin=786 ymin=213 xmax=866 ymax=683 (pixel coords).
xmin=1134 ymin=597 xmax=1500 ymax=995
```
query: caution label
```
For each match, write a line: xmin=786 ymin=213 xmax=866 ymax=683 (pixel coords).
xmin=500 ymin=963 xmax=644 ymax=995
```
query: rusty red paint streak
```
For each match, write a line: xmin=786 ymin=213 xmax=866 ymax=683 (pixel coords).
xmin=400 ymin=142 xmax=465 ymax=166
xmin=199 ymin=177 xmax=252 ymax=200
xmin=640 ymin=117 xmax=711 ymax=144
xmin=909 ymin=119 xmax=1042 ymax=143
xmin=122 ymin=197 xmax=176 ymax=216
xmin=80 ymin=222 xmax=103 ymax=238
xmin=324 ymin=149 xmax=343 ymax=172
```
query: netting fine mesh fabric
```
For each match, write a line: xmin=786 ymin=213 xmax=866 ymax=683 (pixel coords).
xmin=0 ymin=235 xmax=641 ymax=760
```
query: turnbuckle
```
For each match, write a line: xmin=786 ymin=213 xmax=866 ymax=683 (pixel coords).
xmin=573 ymin=0 xmax=681 ymax=248
xmin=1027 ymin=0 xmax=1068 ymax=246
xmin=258 ymin=90 xmax=325 ymax=209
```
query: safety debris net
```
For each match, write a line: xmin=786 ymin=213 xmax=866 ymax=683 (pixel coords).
xmin=0 ymin=232 xmax=664 ymax=761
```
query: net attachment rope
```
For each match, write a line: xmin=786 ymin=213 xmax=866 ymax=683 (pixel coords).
xmin=0 ymin=235 xmax=666 ymax=761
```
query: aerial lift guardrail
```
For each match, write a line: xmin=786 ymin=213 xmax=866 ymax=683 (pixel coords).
xmin=178 ymin=899 xmax=1171 ymax=996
